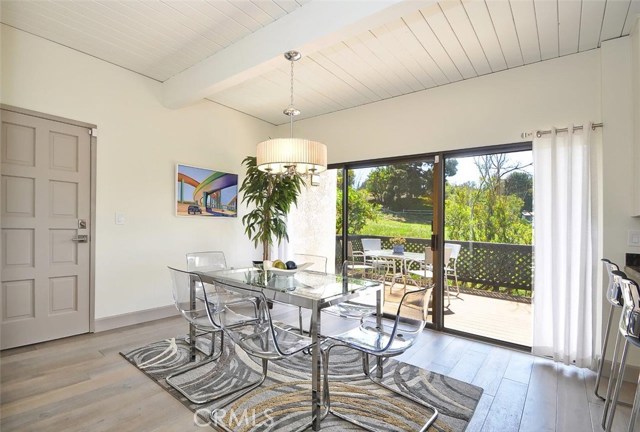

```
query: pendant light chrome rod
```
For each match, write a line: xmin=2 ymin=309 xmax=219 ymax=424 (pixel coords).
xmin=256 ymin=50 xmax=327 ymax=175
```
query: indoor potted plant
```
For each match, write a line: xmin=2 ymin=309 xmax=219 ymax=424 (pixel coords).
xmin=391 ymin=237 xmax=406 ymax=255
xmin=239 ymin=156 xmax=304 ymax=261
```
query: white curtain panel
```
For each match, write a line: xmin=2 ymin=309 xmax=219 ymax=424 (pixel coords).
xmin=532 ymin=124 xmax=598 ymax=368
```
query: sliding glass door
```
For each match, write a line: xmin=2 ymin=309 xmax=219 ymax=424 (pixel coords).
xmin=443 ymin=149 xmax=533 ymax=347
xmin=333 ymin=144 xmax=533 ymax=348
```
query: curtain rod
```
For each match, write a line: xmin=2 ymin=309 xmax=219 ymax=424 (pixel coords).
xmin=520 ymin=122 xmax=603 ymax=139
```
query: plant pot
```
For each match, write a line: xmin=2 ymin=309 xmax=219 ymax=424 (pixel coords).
xmin=393 ymin=245 xmax=404 ymax=254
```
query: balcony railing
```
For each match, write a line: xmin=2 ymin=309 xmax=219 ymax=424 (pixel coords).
xmin=337 ymin=235 xmax=533 ymax=299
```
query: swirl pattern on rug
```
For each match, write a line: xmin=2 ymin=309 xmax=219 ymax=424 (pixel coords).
xmin=121 ymin=332 xmax=482 ymax=432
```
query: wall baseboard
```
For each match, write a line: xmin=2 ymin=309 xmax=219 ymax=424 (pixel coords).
xmin=599 ymin=358 xmax=640 ymax=384
xmin=94 ymin=305 xmax=179 ymax=332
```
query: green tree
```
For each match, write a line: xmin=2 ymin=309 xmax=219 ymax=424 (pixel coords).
xmin=365 ymin=160 xmax=458 ymax=211
xmin=445 ymin=184 xmax=532 ymax=244
xmin=336 ymin=187 xmax=380 ymax=234
xmin=504 ymin=171 xmax=533 ymax=213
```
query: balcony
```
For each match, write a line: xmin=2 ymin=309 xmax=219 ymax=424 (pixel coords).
xmin=338 ymin=235 xmax=533 ymax=347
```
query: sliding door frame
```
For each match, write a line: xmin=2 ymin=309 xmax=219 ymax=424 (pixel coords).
xmin=440 ymin=141 xmax=533 ymax=351
xmin=331 ymin=141 xmax=533 ymax=346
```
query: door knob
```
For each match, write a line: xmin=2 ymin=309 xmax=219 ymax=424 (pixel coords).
xmin=71 ymin=235 xmax=88 ymax=243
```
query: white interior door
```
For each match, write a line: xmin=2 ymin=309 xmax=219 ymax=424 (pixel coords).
xmin=1 ymin=110 xmax=91 ymax=349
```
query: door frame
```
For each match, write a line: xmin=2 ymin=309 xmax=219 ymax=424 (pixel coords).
xmin=1 ymin=104 xmax=98 ymax=333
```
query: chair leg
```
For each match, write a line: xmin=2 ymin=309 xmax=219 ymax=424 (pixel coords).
xmin=362 ymin=352 xmax=370 ymax=376
xmin=298 ymin=307 xmax=304 ymax=336
xmin=628 ymin=370 xmax=640 ymax=432
xmin=445 ymin=282 xmax=451 ymax=308
xmin=321 ymin=345 xmax=332 ymax=420
xmin=595 ymin=304 xmax=616 ymax=399
xmin=325 ymin=344 xmax=438 ymax=432
xmin=167 ymin=332 xmax=265 ymax=406
xmin=453 ymin=271 xmax=460 ymax=296
xmin=166 ymin=331 xmax=224 ymax=404
xmin=605 ymin=339 xmax=630 ymax=432
xmin=210 ymin=358 xmax=268 ymax=423
xmin=602 ymin=330 xmax=623 ymax=428
xmin=366 ymin=370 xmax=439 ymax=432
xmin=213 ymin=355 xmax=323 ymax=432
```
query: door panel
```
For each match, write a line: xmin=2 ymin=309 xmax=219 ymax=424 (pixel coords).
xmin=1 ymin=110 xmax=91 ymax=349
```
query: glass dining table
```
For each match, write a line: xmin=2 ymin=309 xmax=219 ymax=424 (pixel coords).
xmin=197 ymin=267 xmax=383 ymax=431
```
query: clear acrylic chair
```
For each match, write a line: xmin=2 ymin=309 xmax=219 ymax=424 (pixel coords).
xmin=186 ymin=250 xmax=227 ymax=273
xmin=293 ymin=253 xmax=328 ymax=334
xmin=202 ymin=278 xmax=325 ymax=431
xmin=594 ymin=259 xmax=624 ymax=399
xmin=322 ymin=260 xmax=382 ymax=319
xmin=602 ymin=272 xmax=640 ymax=432
xmin=165 ymin=267 xmax=260 ymax=404
xmin=321 ymin=285 xmax=438 ymax=431
xmin=185 ymin=251 xmax=258 ymax=349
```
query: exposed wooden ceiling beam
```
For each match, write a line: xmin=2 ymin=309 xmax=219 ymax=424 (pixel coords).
xmin=161 ymin=0 xmax=438 ymax=109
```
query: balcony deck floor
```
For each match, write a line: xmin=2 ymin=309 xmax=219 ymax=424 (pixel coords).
xmin=383 ymin=283 xmax=532 ymax=347
xmin=444 ymin=290 xmax=532 ymax=347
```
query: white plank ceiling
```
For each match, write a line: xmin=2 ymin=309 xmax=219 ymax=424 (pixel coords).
xmin=2 ymin=0 xmax=639 ymax=125
xmin=0 ymin=0 xmax=310 ymax=81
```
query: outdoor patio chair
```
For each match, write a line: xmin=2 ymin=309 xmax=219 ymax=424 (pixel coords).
xmin=444 ymin=243 xmax=461 ymax=296
xmin=348 ymin=241 xmax=370 ymax=266
xmin=321 ymin=285 xmax=438 ymax=431
xmin=361 ymin=238 xmax=382 ymax=251
xmin=407 ymin=246 xmax=453 ymax=307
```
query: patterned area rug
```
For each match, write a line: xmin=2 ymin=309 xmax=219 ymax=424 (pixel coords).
xmin=121 ymin=333 xmax=483 ymax=431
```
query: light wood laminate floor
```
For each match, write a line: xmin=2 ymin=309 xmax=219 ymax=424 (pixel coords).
xmin=1 ymin=309 xmax=638 ymax=432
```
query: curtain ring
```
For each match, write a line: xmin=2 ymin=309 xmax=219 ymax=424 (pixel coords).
xmin=536 ymin=131 xmax=542 ymax=138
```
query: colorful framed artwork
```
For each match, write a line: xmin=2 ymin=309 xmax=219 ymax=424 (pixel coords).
xmin=176 ymin=164 xmax=238 ymax=217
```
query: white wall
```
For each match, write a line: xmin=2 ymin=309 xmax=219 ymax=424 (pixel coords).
xmin=288 ymin=170 xmax=337 ymax=273
xmin=0 ymin=25 xmax=276 ymax=319
xmin=600 ymin=37 xmax=640 ymax=369
xmin=284 ymin=44 xmax=640 ymax=368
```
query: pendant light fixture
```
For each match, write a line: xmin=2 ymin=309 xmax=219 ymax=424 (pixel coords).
xmin=256 ymin=51 xmax=327 ymax=175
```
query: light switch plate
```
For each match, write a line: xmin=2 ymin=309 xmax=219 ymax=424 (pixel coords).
xmin=115 ymin=213 xmax=126 ymax=225
xmin=628 ymin=230 xmax=640 ymax=246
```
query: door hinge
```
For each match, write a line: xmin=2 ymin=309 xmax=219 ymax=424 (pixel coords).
xmin=89 ymin=128 xmax=98 ymax=137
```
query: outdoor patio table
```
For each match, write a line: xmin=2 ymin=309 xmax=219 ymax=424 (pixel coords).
xmin=196 ymin=267 xmax=383 ymax=431
xmin=364 ymin=249 xmax=426 ymax=283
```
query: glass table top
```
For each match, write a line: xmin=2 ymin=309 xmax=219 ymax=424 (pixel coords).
xmin=199 ymin=267 xmax=381 ymax=308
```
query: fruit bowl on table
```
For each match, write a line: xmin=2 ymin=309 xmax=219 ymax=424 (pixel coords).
xmin=268 ymin=262 xmax=313 ymax=276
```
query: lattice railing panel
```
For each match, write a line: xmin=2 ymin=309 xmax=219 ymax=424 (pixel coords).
xmin=339 ymin=235 xmax=533 ymax=291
